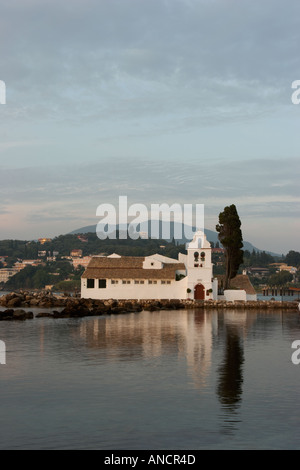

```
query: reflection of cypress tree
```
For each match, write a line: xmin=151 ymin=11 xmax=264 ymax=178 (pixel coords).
xmin=217 ymin=326 xmax=244 ymax=411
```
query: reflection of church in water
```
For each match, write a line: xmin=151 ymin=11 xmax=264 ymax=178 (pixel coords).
xmin=77 ymin=309 xmax=256 ymax=399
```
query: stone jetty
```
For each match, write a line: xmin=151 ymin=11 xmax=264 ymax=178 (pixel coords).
xmin=0 ymin=290 xmax=298 ymax=321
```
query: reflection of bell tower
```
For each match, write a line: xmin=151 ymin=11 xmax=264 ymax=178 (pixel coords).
xmin=186 ymin=231 xmax=214 ymax=300
xmin=214 ymin=314 xmax=245 ymax=435
xmin=217 ymin=325 xmax=244 ymax=409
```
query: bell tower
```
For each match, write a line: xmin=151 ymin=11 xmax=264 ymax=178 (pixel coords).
xmin=186 ymin=231 xmax=214 ymax=300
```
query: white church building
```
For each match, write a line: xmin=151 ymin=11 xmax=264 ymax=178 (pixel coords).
xmin=81 ymin=230 xmax=218 ymax=301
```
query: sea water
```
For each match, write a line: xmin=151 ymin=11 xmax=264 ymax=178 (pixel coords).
xmin=0 ymin=307 xmax=299 ymax=450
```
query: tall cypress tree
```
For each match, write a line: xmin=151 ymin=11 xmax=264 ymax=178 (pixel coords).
xmin=216 ymin=204 xmax=244 ymax=289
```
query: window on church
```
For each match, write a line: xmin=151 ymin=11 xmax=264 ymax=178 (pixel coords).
xmin=87 ymin=279 xmax=94 ymax=289
xmin=98 ymin=279 xmax=106 ymax=289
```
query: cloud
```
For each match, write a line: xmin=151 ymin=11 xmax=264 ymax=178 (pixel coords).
xmin=0 ymin=140 xmax=46 ymax=151
xmin=0 ymin=207 xmax=9 ymax=215
xmin=0 ymin=156 xmax=298 ymax=214
xmin=1 ymin=0 xmax=299 ymax=127
xmin=0 ymin=154 xmax=298 ymax=251
xmin=0 ymin=0 xmax=299 ymax=252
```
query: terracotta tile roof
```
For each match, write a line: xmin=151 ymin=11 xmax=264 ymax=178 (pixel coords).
xmin=82 ymin=256 xmax=186 ymax=280
xmin=216 ymin=274 xmax=257 ymax=295
xmin=87 ymin=256 xmax=143 ymax=269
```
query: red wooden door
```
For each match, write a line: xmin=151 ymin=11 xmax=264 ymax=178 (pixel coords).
xmin=194 ymin=283 xmax=205 ymax=300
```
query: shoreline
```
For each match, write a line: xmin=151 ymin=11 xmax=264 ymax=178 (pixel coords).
xmin=0 ymin=290 xmax=299 ymax=320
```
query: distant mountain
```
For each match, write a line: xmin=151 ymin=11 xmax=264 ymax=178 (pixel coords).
xmin=69 ymin=221 xmax=280 ymax=257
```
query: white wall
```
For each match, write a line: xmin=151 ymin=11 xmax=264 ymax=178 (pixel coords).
xmin=223 ymin=290 xmax=247 ymax=302
xmin=81 ymin=276 xmax=188 ymax=300
xmin=212 ymin=278 xmax=218 ymax=300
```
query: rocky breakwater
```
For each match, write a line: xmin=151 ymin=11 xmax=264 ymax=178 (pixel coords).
xmin=182 ymin=299 xmax=299 ymax=310
xmin=0 ymin=291 xmax=68 ymax=309
xmin=37 ymin=298 xmax=186 ymax=319
xmin=0 ymin=292 xmax=298 ymax=321
xmin=0 ymin=308 xmax=34 ymax=321
xmin=0 ymin=292 xmax=187 ymax=320
xmin=0 ymin=291 xmax=66 ymax=321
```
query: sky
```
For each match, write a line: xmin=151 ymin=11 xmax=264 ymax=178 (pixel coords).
xmin=0 ymin=0 xmax=299 ymax=254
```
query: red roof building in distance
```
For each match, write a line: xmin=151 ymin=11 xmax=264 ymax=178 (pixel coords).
xmin=212 ymin=248 xmax=225 ymax=254
xmin=77 ymin=235 xmax=88 ymax=243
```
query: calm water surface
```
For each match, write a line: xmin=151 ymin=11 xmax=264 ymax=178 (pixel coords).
xmin=0 ymin=305 xmax=300 ymax=450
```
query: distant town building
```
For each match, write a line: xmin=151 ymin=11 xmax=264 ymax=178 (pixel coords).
xmin=278 ymin=264 xmax=297 ymax=274
xmin=70 ymin=249 xmax=83 ymax=258
xmin=77 ymin=235 xmax=88 ymax=243
xmin=212 ymin=248 xmax=225 ymax=254
xmin=0 ymin=268 xmax=18 ymax=283
xmin=246 ymin=267 xmax=270 ymax=278
xmin=38 ymin=238 xmax=52 ymax=245
xmin=14 ymin=259 xmax=42 ymax=271
xmin=72 ymin=256 xmax=92 ymax=269
xmin=270 ymin=263 xmax=297 ymax=275
xmin=38 ymin=251 xmax=47 ymax=257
